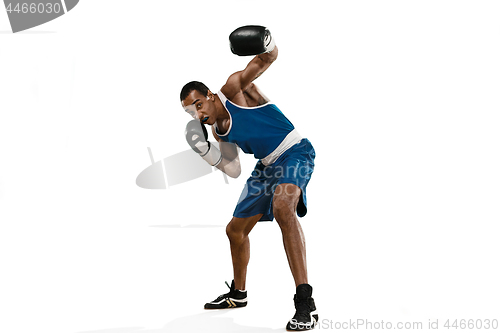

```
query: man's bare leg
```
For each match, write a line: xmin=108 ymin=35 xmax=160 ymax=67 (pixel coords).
xmin=273 ymin=183 xmax=318 ymax=331
xmin=225 ymin=214 xmax=263 ymax=290
xmin=273 ymin=183 xmax=308 ymax=287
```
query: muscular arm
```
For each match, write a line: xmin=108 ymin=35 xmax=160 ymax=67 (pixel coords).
xmin=222 ymin=46 xmax=278 ymax=100
xmin=213 ymin=28 xmax=277 ymax=174
xmin=211 ymin=127 xmax=241 ymax=178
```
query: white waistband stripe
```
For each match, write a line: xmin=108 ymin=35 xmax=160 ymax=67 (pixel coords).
xmin=261 ymin=129 xmax=302 ymax=166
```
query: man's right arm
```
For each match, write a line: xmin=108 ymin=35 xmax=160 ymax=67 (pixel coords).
xmin=185 ymin=120 xmax=241 ymax=178
xmin=211 ymin=127 xmax=241 ymax=178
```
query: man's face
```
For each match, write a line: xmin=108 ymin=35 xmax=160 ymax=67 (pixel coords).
xmin=181 ymin=90 xmax=216 ymax=125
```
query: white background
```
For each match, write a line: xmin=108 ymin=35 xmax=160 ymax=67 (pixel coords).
xmin=1 ymin=1 xmax=499 ymax=332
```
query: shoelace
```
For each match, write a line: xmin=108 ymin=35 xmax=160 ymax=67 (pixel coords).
xmin=214 ymin=281 xmax=233 ymax=301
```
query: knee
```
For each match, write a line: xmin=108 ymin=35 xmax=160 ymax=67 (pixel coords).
xmin=225 ymin=215 xmax=261 ymax=243
xmin=226 ymin=219 xmax=245 ymax=244
xmin=273 ymin=183 xmax=301 ymax=230
xmin=273 ymin=196 xmax=296 ymax=231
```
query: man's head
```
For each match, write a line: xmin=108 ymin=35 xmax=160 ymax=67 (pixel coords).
xmin=180 ymin=81 xmax=209 ymax=102
xmin=180 ymin=81 xmax=218 ymax=125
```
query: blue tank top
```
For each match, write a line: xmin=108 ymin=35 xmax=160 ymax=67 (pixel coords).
xmin=214 ymin=91 xmax=296 ymax=160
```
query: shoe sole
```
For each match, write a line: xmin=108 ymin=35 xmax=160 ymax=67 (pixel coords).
xmin=204 ymin=299 xmax=247 ymax=309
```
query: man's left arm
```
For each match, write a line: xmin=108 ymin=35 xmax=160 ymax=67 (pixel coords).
xmin=224 ymin=26 xmax=278 ymax=96
xmin=239 ymin=46 xmax=278 ymax=89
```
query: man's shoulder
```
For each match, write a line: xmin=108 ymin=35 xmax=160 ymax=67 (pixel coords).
xmin=221 ymin=72 xmax=243 ymax=101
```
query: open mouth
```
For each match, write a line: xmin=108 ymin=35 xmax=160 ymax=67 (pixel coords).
xmin=202 ymin=116 xmax=209 ymax=123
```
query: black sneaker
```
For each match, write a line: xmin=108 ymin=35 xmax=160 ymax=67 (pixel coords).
xmin=286 ymin=284 xmax=319 ymax=331
xmin=204 ymin=280 xmax=248 ymax=309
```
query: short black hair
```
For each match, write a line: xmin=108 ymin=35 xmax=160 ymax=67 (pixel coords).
xmin=180 ymin=81 xmax=210 ymax=102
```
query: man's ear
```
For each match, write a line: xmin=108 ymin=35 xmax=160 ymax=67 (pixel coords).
xmin=206 ymin=90 xmax=215 ymax=101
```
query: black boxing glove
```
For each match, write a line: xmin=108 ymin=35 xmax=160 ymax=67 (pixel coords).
xmin=185 ymin=120 xmax=222 ymax=166
xmin=229 ymin=25 xmax=276 ymax=56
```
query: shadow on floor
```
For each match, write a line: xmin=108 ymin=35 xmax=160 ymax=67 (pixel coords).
xmin=77 ymin=310 xmax=284 ymax=333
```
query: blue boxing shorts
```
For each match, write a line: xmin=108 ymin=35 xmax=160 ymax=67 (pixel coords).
xmin=233 ymin=138 xmax=315 ymax=222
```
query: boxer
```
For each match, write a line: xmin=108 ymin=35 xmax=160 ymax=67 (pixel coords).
xmin=182 ymin=25 xmax=317 ymax=331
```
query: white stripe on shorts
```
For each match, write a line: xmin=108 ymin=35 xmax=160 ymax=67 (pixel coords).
xmin=260 ymin=129 xmax=302 ymax=166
